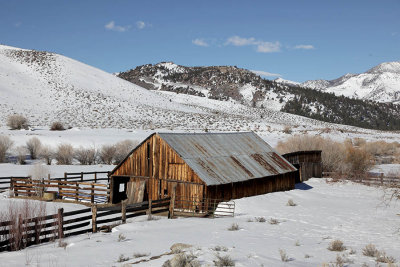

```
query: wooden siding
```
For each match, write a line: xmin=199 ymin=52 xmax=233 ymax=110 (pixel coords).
xmin=112 ymin=134 xmax=206 ymax=201
xmin=205 ymin=172 xmax=296 ymax=201
xmin=282 ymin=151 xmax=322 ymax=182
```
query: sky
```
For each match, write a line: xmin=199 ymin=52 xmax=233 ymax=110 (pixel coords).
xmin=0 ymin=0 xmax=399 ymax=82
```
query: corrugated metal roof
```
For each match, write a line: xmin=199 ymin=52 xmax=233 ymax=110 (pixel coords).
xmin=158 ymin=132 xmax=297 ymax=186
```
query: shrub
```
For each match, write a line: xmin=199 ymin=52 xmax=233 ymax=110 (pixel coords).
xmin=269 ymin=218 xmax=280 ymax=225
xmin=287 ymin=199 xmax=297 ymax=206
xmin=212 ymin=246 xmax=228 ymax=252
xmin=328 ymin=239 xmax=346 ymax=252
xmin=15 ymin=146 xmax=27 ymax=165
xmin=279 ymin=249 xmax=289 ymax=262
xmin=335 ymin=253 xmax=354 ymax=267
xmin=74 ymin=146 xmax=96 ymax=165
xmin=7 ymin=114 xmax=28 ymax=130
xmin=114 ymin=140 xmax=138 ymax=164
xmin=55 ymin=144 xmax=74 ymax=165
xmin=343 ymin=145 xmax=373 ymax=178
xmin=283 ymin=125 xmax=292 ymax=134
xmin=376 ymin=251 xmax=396 ymax=264
xmin=227 ymin=223 xmax=239 ymax=231
xmin=118 ymin=233 xmax=126 ymax=242
xmin=163 ymin=252 xmax=200 ymax=267
xmin=362 ymin=244 xmax=379 ymax=257
xmin=26 ymin=137 xmax=42 ymax=160
xmin=99 ymin=144 xmax=116 ymax=164
xmin=254 ymin=217 xmax=266 ymax=222
xmin=38 ymin=145 xmax=53 ymax=165
xmin=213 ymin=254 xmax=235 ymax=267
xmin=0 ymin=135 xmax=13 ymax=163
xmin=50 ymin=121 xmax=65 ymax=131
xmin=117 ymin=254 xmax=129 ymax=262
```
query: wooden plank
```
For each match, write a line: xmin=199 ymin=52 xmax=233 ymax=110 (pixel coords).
xmin=64 ymin=228 xmax=92 ymax=237
xmin=63 ymin=221 xmax=90 ymax=231
xmin=96 ymin=216 xmax=122 ymax=225
xmin=63 ymin=215 xmax=93 ymax=225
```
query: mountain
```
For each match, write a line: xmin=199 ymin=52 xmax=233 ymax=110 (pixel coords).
xmin=0 ymin=45 xmax=331 ymax=131
xmin=118 ymin=62 xmax=400 ymax=130
xmin=301 ymin=61 xmax=400 ymax=103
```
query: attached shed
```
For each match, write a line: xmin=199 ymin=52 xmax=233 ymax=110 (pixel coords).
xmin=282 ymin=150 xmax=322 ymax=183
xmin=109 ymin=132 xmax=297 ymax=205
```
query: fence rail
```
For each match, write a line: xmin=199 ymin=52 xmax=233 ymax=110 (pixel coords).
xmin=12 ymin=178 xmax=110 ymax=204
xmin=0 ymin=177 xmax=29 ymax=191
xmin=173 ymin=197 xmax=235 ymax=218
xmin=322 ymin=172 xmax=399 ymax=187
xmin=0 ymin=197 xmax=170 ymax=252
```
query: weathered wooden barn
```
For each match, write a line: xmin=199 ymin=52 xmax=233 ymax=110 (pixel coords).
xmin=282 ymin=150 xmax=322 ymax=183
xmin=109 ymin=132 xmax=297 ymax=205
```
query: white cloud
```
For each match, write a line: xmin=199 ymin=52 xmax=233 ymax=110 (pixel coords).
xmin=256 ymin=41 xmax=281 ymax=53
xmin=225 ymin=36 xmax=257 ymax=46
xmin=250 ymin=70 xmax=282 ymax=77
xmin=136 ymin=21 xmax=146 ymax=29
xmin=225 ymin=36 xmax=281 ymax=53
xmin=104 ymin=21 xmax=131 ymax=32
xmin=192 ymin=38 xmax=209 ymax=47
xmin=294 ymin=44 xmax=315 ymax=50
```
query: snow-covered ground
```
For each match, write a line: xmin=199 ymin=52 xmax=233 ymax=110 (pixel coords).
xmin=0 ymin=178 xmax=398 ymax=266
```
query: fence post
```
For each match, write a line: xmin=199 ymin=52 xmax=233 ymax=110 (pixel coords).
xmin=34 ymin=218 xmax=40 ymax=244
xmin=81 ymin=172 xmax=83 ymax=182
xmin=64 ymin=172 xmax=67 ymax=181
xmin=121 ymin=200 xmax=127 ymax=224
xmin=147 ymin=199 xmax=152 ymax=218
xmin=168 ymin=183 xmax=177 ymax=219
xmin=91 ymin=184 xmax=95 ymax=203
xmin=75 ymin=182 xmax=79 ymax=202
xmin=92 ymin=204 xmax=97 ymax=233
xmin=94 ymin=172 xmax=97 ymax=183
xmin=57 ymin=208 xmax=64 ymax=239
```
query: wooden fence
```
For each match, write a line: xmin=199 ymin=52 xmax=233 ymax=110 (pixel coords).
xmin=0 ymin=197 xmax=170 ymax=252
xmin=322 ymin=172 xmax=399 ymax=187
xmin=173 ymin=197 xmax=235 ymax=218
xmin=0 ymin=176 xmax=29 ymax=192
xmin=11 ymin=178 xmax=110 ymax=204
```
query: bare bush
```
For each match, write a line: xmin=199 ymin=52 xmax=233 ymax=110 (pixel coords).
xmin=212 ymin=246 xmax=228 ymax=252
xmin=254 ymin=217 xmax=266 ymax=222
xmin=213 ymin=254 xmax=235 ymax=267
xmin=328 ymin=239 xmax=346 ymax=252
xmin=74 ymin=146 xmax=96 ymax=165
xmin=0 ymin=135 xmax=13 ymax=163
xmin=283 ymin=125 xmax=292 ymax=134
xmin=376 ymin=251 xmax=396 ymax=264
xmin=163 ymin=252 xmax=201 ymax=267
xmin=0 ymin=199 xmax=47 ymax=251
xmin=7 ymin=114 xmax=28 ymax=130
xmin=117 ymin=254 xmax=129 ymax=262
xmin=50 ymin=121 xmax=65 ymax=131
xmin=39 ymin=145 xmax=53 ymax=165
xmin=269 ymin=218 xmax=280 ymax=225
xmin=279 ymin=249 xmax=290 ymax=262
xmin=335 ymin=253 xmax=354 ymax=267
xmin=15 ymin=146 xmax=27 ymax=165
xmin=227 ymin=223 xmax=240 ymax=231
xmin=26 ymin=137 xmax=42 ymax=160
xmin=114 ymin=140 xmax=138 ymax=164
xmin=287 ymin=199 xmax=297 ymax=206
xmin=362 ymin=244 xmax=379 ymax=257
xmin=343 ymin=145 xmax=373 ymax=178
xmin=55 ymin=144 xmax=74 ymax=165
xmin=99 ymin=144 xmax=116 ymax=164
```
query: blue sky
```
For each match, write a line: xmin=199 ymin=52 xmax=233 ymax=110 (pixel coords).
xmin=1 ymin=0 xmax=399 ymax=82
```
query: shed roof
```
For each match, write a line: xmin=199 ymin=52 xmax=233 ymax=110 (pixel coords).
xmin=158 ymin=132 xmax=296 ymax=186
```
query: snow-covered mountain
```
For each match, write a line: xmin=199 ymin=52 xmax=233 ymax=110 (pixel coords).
xmin=118 ymin=62 xmax=400 ymax=130
xmin=0 ymin=45 xmax=332 ymax=131
xmin=301 ymin=61 xmax=400 ymax=103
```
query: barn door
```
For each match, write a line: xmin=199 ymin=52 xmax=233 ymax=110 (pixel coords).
xmin=126 ymin=179 xmax=146 ymax=204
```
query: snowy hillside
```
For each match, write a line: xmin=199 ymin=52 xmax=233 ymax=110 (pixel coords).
xmin=301 ymin=61 xmax=400 ymax=103
xmin=0 ymin=44 xmax=352 ymax=131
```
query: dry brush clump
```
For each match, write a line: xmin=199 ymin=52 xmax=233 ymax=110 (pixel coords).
xmin=213 ymin=254 xmax=235 ymax=267
xmin=55 ymin=143 xmax=74 ymax=165
xmin=276 ymin=134 xmax=375 ymax=178
xmin=26 ymin=137 xmax=42 ymax=160
xmin=328 ymin=239 xmax=346 ymax=252
xmin=114 ymin=140 xmax=138 ymax=164
xmin=99 ymin=144 xmax=116 ymax=165
xmin=7 ymin=114 xmax=29 ymax=130
xmin=0 ymin=135 xmax=13 ymax=163
xmin=38 ymin=145 xmax=53 ymax=165
xmin=74 ymin=146 xmax=96 ymax=165
xmin=50 ymin=121 xmax=65 ymax=131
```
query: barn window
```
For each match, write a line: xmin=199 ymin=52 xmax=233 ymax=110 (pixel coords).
xmin=119 ymin=183 xmax=125 ymax=192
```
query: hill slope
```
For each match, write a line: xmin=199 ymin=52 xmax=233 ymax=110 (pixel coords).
xmin=118 ymin=62 xmax=400 ymax=130
xmin=0 ymin=45 xmax=333 ymax=131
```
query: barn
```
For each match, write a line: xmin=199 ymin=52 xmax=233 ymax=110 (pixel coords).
xmin=282 ymin=150 xmax=322 ymax=183
xmin=109 ymin=132 xmax=297 ymax=207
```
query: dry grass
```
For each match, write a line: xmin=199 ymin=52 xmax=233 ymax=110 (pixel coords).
xmin=117 ymin=254 xmax=130 ymax=262
xmin=279 ymin=249 xmax=290 ymax=262
xmin=163 ymin=252 xmax=201 ymax=267
xmin=376 ymin=251 xmax=396 ymax=264
xmin=212 ymin=246 xmax=228 ymax=252
xmin=283 ymin=125 xmax=292 ymax=134
xmin=26 ymin=137 xmax=42 ymax=160
xmin=133 ymin=252 xmax=150 ymax=258
xmin=50 ymin=121 xmax=65 ymax=131
xmin=74 ymin=146 xmax=96 ymax=165
xmin=254 ymin=217 xmax=266 ymax=222
xmin=362 ymin=244 xmax=379 ymax=257
xmin=114 ymin=140 xmax=139 ymax=164
xmin=213 ymin=254 xmax=235 ymax=267
xmin=269 ymin=218 xmax=280 ymax=225
xmin=328 ymin=239 xmax=346 ymax=252
xmin=118 ymin=233 xmax=126 ymax=242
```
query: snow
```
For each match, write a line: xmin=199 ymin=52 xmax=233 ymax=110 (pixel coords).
xmin=0 ymin=178 xmax=398 ymax=266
